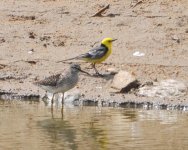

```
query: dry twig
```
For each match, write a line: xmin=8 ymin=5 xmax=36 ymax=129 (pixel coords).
xmin=91 ymin=4 xmax=110 ymax=17
xmin=130 ymin=0 xmax=143 ymax=8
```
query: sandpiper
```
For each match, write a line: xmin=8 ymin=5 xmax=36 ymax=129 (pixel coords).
xmin=34 ymin=64 xmax=89 ymax=105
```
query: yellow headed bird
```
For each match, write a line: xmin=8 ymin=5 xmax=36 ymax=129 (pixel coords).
xmin=57 ymin=38 xmax=117 ymax=76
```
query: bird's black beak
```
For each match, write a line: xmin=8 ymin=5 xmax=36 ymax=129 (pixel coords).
xmin=112 ymin=39 xmax=117 ymax=42
xmin=77 ymin=68 xmax=91 ymax=76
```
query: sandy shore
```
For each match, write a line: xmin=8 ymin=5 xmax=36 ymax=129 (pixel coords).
xmin=0 ymin=0 xmax=188 ymax=109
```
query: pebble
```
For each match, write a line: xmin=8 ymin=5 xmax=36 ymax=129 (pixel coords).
xmin=106 ymin=67 xmax=118 ymax=74
xmin=111 ymin=70 xmax=136 ymax=91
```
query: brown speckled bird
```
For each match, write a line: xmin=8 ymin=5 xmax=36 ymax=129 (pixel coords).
xmin=34 ymin=64 xmax=89 ymax=105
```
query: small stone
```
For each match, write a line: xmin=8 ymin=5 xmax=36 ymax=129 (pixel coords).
xmin=28 ymin=49 xmax=34 ymax=54
xmin=29 ymin=32 xmax=36 ymax=39
xmin=110 ymin=93 xmax=115 ymax=96
xmin=43 ymin=43 xmax=47 ymax=48
xmin=0 ymin=38 xmax=5 ymax=43
xmin=96 ymin=86 xmax=102 ymax=89
xmin=133 ymin=51 xmax=145 ymax=57
xmin=157 ymin=23 xmax=162 ymax=26
xmin=106 ymin=67 xmax=118 ymax=74
xmin=64 ymin=90 xmax=81 ymax=103
xmin=172 ymin=35 xmax=180 ymax=43
xmin=53 ymin=40 xmax=65 ymax=47
xmin=172 ymin=35 xmax=179 ymax=40
xmin=111 ymin=70 xmax=137 ymax=92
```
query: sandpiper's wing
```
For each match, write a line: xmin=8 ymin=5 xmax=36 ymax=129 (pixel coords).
xmin=78 ymin=45 xmax=108 ymax=59
xmin=35 ymin=73 xmax=62 ymax=87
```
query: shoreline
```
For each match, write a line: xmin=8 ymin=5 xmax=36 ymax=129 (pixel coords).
xmin=0 ymin=0 xmax=188 ymax=110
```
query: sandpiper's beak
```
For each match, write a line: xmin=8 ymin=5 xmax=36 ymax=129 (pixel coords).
xmin=112 ymin=39 xmax=117 ymax=42
xmin=77 ymin=68 xmax=91 ymax=76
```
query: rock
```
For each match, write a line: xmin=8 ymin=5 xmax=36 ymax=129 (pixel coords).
xmin=46 ymin=90 xmax=81 ymax=103
xmin=172 ymin=35 xmax=180 ymax=43
xmin=106 ymin=67 xmax=118 ymax=75
xmin=28 ymin=49 xmax=34 ymax=54
xmin=111 ymin=70 xmax=138 ymax=92
xmin=138 ymin=79 xmax=187 ymax=98
xmin=64 ymin=90 xmax=81 ymax=103
xmin=44 ymin=90 xmax=81 ymax=106
xmin=133 ymin=51 xmax=145 ymax=57
xmin=52 ymin=40 xmax=65 ymax=47
xmin=28 ymin=32 xmax=36 ymax=39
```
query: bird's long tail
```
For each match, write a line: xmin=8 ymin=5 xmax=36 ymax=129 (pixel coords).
xmin=56 ymin=56 xmax=80 ymax=63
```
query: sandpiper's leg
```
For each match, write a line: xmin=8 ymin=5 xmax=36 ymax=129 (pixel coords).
xmin=51 ymin=107 xmax=54 ymax=119
xmin=62 ymin=92 xmax=64 ymax=105
xmin=51 ymin=93 xmax=55 ymax=105
xmin=61 ymin=93 xmax=64 ymax=119
xmin=51 ymin=93 xmax=55 ymax=118
xmin=92 ymin=63 xmax=103 ymax=77
xmin=61 ymin=106 xmax=64 ymax=119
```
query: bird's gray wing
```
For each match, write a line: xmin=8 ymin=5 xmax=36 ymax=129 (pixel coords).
xmin=57 ymin=45 xmax=108 ymax=62
xmin=79 ymin=45 xmax=108 ymax=59
xmin=36 ymin=73 xmax=62 ymax=87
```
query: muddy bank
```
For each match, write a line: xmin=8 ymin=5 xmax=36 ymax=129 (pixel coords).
xmin=0 ymin=0 xmax=188 ymax=109
xmin=0 ymin=62 xmax=187 ymax=110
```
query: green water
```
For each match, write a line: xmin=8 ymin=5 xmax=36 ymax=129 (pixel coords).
xmin=0 ymin=100 xmax=188 ymax=150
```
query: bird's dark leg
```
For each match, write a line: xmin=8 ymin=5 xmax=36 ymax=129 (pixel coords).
xmin=51 ymin=94 xmax=55 ymax=118
xmin=92 ymin=63 xmax=103 ymax=77
xmin=51 ymin=93 xmax=55 ymax=105
xmin=61 ymin=93 xmax=64 ymax=119
xmin=62 ymin=92 xmax=64 ymax=105
xmin=51 ymin=106 xmax=54 ymax=118
xmin=44 ymin=91 xmax=48 ymax=98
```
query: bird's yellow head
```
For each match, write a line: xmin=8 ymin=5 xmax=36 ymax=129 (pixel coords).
xmin=101 ymin=38 xmax=117 ymax=47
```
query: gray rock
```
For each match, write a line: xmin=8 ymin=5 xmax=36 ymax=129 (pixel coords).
xmin=106 ymin=67 xmax=118 ymax=75
xmin=138 ymin=79 xmax=187 ymax=98
xmin=111 ymin=70 xmax=138 ymax=92
xmin=64 ymin=90 xmax=81 ymax=103
xmin=46 ymin=90 xmax=81 ymax=102
xmin=44 ymin=90 xmax=81 ymax=106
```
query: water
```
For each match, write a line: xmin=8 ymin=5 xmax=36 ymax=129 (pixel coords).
xmin=0 ymin=100 xmax=188 ymax=150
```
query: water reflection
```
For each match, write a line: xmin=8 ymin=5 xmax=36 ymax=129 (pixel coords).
xmin=0 ymin=99 xmax=188 ymax=150
xmin=38 ymin=118 xmax=77 ymax=150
